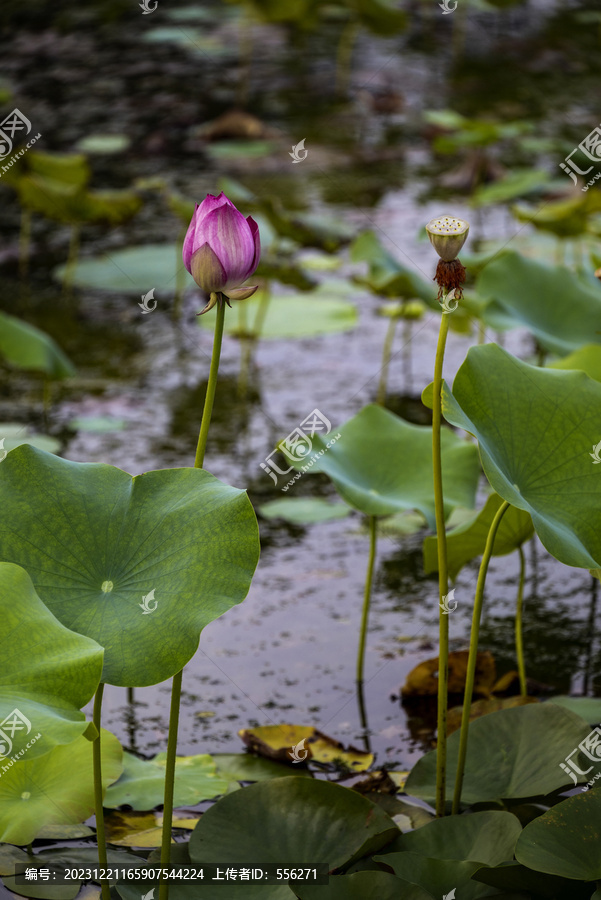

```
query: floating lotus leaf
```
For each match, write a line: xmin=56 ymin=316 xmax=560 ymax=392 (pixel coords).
xmin=0 ymin=446 xmax=260 ymax=687
xmin=258 ymin=498 xmax=351 ymax=524
xmin=548 ymin=696 xmax=601 ymax=724
xmin=198 ymin=285 xmax=358 ymax=339
xmin=441 ymin=344 xmax=601 ymax=569
xmin=188 ymin=777 xmax=398 ymax=869
xmin=477 ymin=251 xmax=601 ymax=354
xmin=53 ymin=243 xmax=193 ymax=294
xmin=0 ymin=423 xmax=60 ymax=455
xmin=0 ymin=729 xmax=122 ymax=844
xmin=289 ymin=404 xmax=479 ymax=527
xmin=0 ymin=562 xmax=103 ymax=761
xmin=296 ymin=871 xmax=433 ymax=900
xmin=423 ymin=492 xmax=533 ymax=581
xmin=516 ymin=788 xmax=601 ymax=879
xmin=104 ymin=751 xmax=230 ymax=809
xmin=0 ymin=312 xmax=76 ymax=379
xmin=404 ymin=703 xmax=592 ymax=806
xmin=212 ymin=752 xmax=313 ymax=782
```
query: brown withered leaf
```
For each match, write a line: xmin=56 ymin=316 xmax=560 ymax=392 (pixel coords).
xmin=401 ymin=650 xmax=496 ymax=698
xmin=238 ymin=724 xmax=373 ymax=772
xmin=446 ymin=695 xmax=539 ymax=735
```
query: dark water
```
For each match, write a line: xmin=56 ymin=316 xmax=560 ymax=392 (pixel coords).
xmin=1 ymin=0 xmax=600 ymax=776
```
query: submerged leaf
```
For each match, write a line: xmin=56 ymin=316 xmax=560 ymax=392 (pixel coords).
xmin=402 ymin=651 xmax=496 ymax=699
xmin=239 ymin=725 xmax=373 ymax=771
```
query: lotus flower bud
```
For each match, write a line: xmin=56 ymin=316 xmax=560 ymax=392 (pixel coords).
xmin=426 ymin=214 xmax=469 ymax=303
xmin=425 ymin=214 xmax=469 ymax=262
xmin=182 ymin=192 xmax=261 ymax=314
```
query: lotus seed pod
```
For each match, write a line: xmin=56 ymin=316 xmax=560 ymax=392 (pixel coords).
xmin=426 ymin=214 xmax=469 ymax=262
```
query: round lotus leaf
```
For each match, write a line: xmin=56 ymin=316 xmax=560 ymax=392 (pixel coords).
xmin=0 ymin=446 xmax=260 ymax=687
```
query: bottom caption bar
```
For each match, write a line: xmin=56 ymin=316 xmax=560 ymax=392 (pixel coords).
xmin=14 ymin=864 xmax=330 ymax=886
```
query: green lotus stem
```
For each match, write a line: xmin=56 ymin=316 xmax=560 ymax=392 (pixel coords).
xmin=432 ymin=309 xmax=451 ymax=817
xmin=26 ymin=843 xmax=33 ymax=857
xmin=19 ymin=209 xmax=31 ymax=279
xmin=452 ymin=500 xmax=511 ymax=814
xmin=194 ymin=296 xmax=226 ymax=469
xmin=92 ymin=683 xmax=110 ymax=900
xmin=160 ymin=296 xmax=227 ymax=899
xmin=252 ymin=282 xmax=272 ymax=340
xmin=336 ymin=18 xmax=359 ymax=96
xmin=356 ymin=516 xmax=378 ymax=685
xmin=158 ymin=669 xmax=182 ymax=900
xmin=515 ymin=545 xmax=527 ymax=697
xmin=377 ymin=315 xmax=398 ymax=406
xmin=63 ymin=224 xmax=80 ymax=292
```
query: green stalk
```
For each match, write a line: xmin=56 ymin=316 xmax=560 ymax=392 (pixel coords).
xmin=194 ymin=296 xmax=226 ymax=469
xmin=160 ymin=295 xmax=227 ymax=900
xmin=515 ymin=545 xmax=527 ymax=697
xmin=335 ymin=18 xmax=360 ymax=96
xmin=356 ymin=516 xmax=378 ymax=685
xmin=93 ymin=684 xmax=110 ymax=900
xmin=432 ymin=310 xmax=451 ymax=817
xmin=452 ymin=500 xmax=511 ymax=814
xmin=377 ymin=315 xmax=398 ymax=406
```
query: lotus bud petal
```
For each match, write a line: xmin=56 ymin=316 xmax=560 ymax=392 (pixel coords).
xmin=226 ymin=285 xmax=259 ymax=302
xmin=183 ymin=192 xmax=261 ymax=300
xmin=426 ymin=214 xmax=469 ymax=262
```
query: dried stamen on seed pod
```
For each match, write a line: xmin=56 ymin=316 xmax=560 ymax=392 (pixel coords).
xmin=434 ymin=258 xmax=467 ymax=300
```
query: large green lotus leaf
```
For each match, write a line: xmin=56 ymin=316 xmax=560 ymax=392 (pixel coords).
xmin=441 ymin=344 xmax=601 ymax=569
xmin=515 ymin=788 xmax=601 ymax=879
xmin=549 ymin=344 xmax=601 ymax=382
xmin=0 ymin=446 xmax=260 ymax=687
xmin=473 ymin=859 xmax=592 ymax=899
xmin=0 ymin=312 xmax=76 ymax=379
xmin=405 ymin=703 xmax=592 ymax=806
xmin=104 ymin=751 xmax=230 ymax=809
xmin=296 ymin=871 xmax=433 ymax=900
xmin=471 ymin=168 xmax=550 ymax=208
xmin=547 ymin=696 xmax=601 ymax=724
xmin=53 ymin=244 xmax=193 ymax=294
xmin=349 ymin=231 xmax=439 ymax=309
xmin=198 ymin=286 xmax=358 ymax=339
xmin=383 ymin=810 xmax=521 ymax=864
xmin=0 ymin=423 xmax=60 ymax=455
xmin=477 ymin=251 xmax=601 ymax=354
xmin=289 ymin=405 xmax=479 ymax=527
xmin=372 ymin=852 xmax=484 ymax=899
xmin=188 ymin=777 xmax=399 ymax=870
xmin=0 ymin=562 xmax=103 ymax=760
xmin=212 ymin=753 xmax=313 ymax=781
xmin=0 ymin=729 xmax=122 ymax=844
xmin=423 ymin=492 xmax=533 ymax=581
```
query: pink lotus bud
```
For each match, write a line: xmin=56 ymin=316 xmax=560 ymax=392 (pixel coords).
xmin=182 ymin=192 xmax=261 ymax=299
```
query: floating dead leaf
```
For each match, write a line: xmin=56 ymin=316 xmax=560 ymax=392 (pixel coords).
xmin=446 ymin=695 xmax=539 ymax=735
xmin=352 ymin=771 xmax=398 ymax=794
xmin=238 ymin=725 xmax=373 ymax=772
xmin=402 ymin=650 xmax=496 ymax=698
xmin=106 ymin=811 xmax=175 ymax=847
xmin=199 ymin=109 xmax=273 ymax=141
xmin=493 ymin=670 xmax=555 ymax=696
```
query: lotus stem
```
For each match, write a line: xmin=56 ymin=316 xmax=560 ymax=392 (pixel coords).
xmin=356 ymin=516 xmax=378 ymax=685
xmin=252 ymin=281 xmax=272 ymax=340
xmin=92 ymin=683 xmax=111 ymax=900
xmin=452 ymin=500 xmax=510 ymax=814
xmin=335 ymin=18 xmax=359 ymax=96
xmin=19 ymin=209 xmax=31 ymax=279
xmin=194 ymin=296 xmax=226 ymax=469
xmin=432 ymin=308 xmax=451 ymax=817
xmin=515 ymin=546 xmax=527 ymax=697
xmin=160 ymin=296 xmax=227 ymax=898
xmin=377 ymin=315 xmax=398 ymax=406
xmin=63 ymin=224 xmax=80 ymax=292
